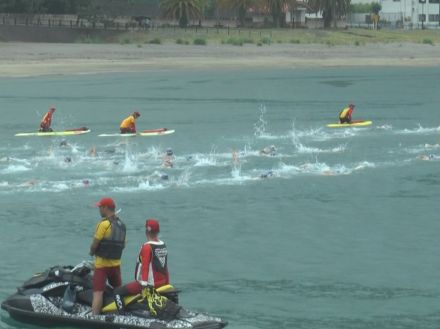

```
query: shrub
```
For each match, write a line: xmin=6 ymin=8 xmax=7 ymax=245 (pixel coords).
xmin=261 ymin=37 xmax=272 ymax=45
xmin=193 ymin=38 xmax=207 ymax=45
xmin=422 ymin=38 xmax=434 ymax=45
xmin=257 ymin=42 xmax=263 ymax=47
xmin=225 ymin=38 xmax=243 ymax=46
xmin=354 ymin=40 xmax=361 ymax=46
xmin=290 ymin=39 xmax=301 ymax=44
xmin=149 ymin=38 xmax=161 ymax=44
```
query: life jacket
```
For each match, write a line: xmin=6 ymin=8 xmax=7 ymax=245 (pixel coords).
xmin=95 ymin=217 xmax=126 ymax=259
xmin=339 ymin=107 xmax=351 ymax=119
xmin=120 ymin=116 xmax=135 ymax=129
xmin=40 ymin=112 xmax=53 ymax=128
xmin=135 ymin=240 xmax=169 ymax=286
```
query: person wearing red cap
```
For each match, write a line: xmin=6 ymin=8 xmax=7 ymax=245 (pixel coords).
xmin=39 ymin=107 xmax=56 ymax=132
xmin=89 ymin=197 xmax=126 ymax=315
xmin=339 ymin=104 xmax=355 ymax=124
xmin=120 ymin=112 xmax=141 ymax=134
xmin=115 ymin=218 xmax=169 ymax=310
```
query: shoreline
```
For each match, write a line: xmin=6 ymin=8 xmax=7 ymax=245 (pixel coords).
xmin=1 ymin=42 xmax=440 ymax=77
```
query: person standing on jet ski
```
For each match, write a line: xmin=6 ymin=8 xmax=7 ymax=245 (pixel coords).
xmin=339 ymin=104 xmax=355 ymax=124
xmin=89 ymin=197 xmax=126 ymax=315
xmin=116 ymin=219 xmax=169 ymax=302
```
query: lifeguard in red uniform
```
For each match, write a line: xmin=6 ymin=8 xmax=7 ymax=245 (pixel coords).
xmin=39 ymin=107 xmax=56 ymax=132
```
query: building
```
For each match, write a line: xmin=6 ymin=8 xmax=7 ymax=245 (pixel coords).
xmin=351 ymin=0 xmax=440 ymax=29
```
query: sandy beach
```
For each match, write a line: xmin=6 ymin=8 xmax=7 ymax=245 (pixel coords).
xmin=0 ymin=42 xmax=440 ymax=77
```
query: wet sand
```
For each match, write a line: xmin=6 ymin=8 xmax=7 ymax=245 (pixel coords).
xmin=0 ymin=42 xmax=440 ymax=77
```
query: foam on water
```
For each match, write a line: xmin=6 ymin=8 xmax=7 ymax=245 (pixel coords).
xmin=396 ymin=124 xmax=440 ymax=135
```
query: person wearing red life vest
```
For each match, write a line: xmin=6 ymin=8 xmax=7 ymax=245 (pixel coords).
xmin=113 ymin=219 xmax=169 ymax=313
xmin=39 ymin=107 xmax=56 ymax=132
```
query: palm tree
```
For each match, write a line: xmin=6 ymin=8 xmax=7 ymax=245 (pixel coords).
xmin=217 ymin=0 xmax=256 ymax=27
xmin=160 ymin=0 xmax=205 ymax=28
xmin=308 ymin=0 xmax=351 ymax=28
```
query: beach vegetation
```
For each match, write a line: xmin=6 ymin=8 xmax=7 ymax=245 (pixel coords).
xmin=149 ymin=38 xmax=162 ymax=44
xmin=176 ymin=38 xmax=190 ymax=44
xmin=261 ymin=36 xmax=272 ymax=45
xmin=422 ymin=38 xmax=434 ymax=45
xmin=193 ymin=37 xmax=207 ymax=45
xmin=290 ymin=39 xmax=301 ymax=44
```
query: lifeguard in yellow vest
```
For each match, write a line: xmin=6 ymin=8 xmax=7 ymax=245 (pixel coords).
xmin=120 ymin=112 xmax=140 ymax=134
xmin=339 ymin=104 xmax=355 ymax=124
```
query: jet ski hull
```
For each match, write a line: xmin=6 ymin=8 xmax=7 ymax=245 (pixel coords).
xmin=1 ymin=263 xmax=227 ymax=329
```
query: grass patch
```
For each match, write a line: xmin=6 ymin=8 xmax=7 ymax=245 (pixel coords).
xmin=193 ymin=38 xmax=207 ymax=45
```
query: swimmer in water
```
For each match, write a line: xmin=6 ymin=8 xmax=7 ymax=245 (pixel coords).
xmin=260 ymin=170 xmax=274 ymax=179
xmin=260 ymin=145 xmax=276 ymax=156
xmin=162 ymin=148 xmax=174 ymax=168
xmin=418 ymin=154 xmax=435 ymax=161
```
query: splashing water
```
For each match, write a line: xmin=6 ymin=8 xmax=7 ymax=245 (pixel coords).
xmin=253 ymin=105 xmax=268 ymax=138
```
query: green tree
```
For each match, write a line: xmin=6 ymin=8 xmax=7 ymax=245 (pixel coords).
xmin=160 ymin=0 xmax=204 ymax=27
xmin=308 ymin=0 xmax=351 ymax=28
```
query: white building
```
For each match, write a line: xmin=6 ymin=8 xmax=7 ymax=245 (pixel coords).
xmin=352 ymin=0 xmax=440 ymax=28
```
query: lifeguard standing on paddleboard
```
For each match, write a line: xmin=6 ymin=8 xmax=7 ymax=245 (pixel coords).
xmin=39 ymin=107 xmax=56 ymax=132
xmin=120 ymin=112 xmax=141 ymax=134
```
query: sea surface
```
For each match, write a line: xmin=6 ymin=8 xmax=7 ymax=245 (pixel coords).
xmin=0 ymin=67 xmax=440 ymax=329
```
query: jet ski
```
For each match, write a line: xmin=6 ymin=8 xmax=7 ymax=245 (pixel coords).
xmin=1 ymin=261 xmax=227 ymax=329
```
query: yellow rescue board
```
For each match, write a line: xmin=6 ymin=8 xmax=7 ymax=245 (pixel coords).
xmin=326 ymin=121 xmax=372 ymax=128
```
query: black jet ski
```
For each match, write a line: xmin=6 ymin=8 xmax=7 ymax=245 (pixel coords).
xmin=1 ymin=261 xmax=227 ymax=329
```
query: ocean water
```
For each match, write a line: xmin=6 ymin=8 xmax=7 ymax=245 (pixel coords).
xmin=1 ymin=67 xmax=440 ymax=329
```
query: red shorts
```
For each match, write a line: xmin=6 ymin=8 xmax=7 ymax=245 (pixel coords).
xmin=93 ymin=266 xmax=122 ymax=292
xmin=124 ymin=280 xmax=143 ymax=295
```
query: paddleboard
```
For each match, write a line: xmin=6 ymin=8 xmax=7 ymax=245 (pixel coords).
xmin=326 ymin=120 xmax=372 ymax=128
xmin=15 ymin=128 xmax=90 ymax=137
xmin=139 ymin=128 xmax=175 ymax=136
xmin=98 ymin=133 xmax=137 ymax=137
xmin=98 ymin=128 xmax=175 ymax=137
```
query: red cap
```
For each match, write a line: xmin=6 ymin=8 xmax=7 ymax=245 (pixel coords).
xmin=146 ymin=218 xmax=160 ymax=233
xmin=95 ymin=197 xmax=115 ymax=209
